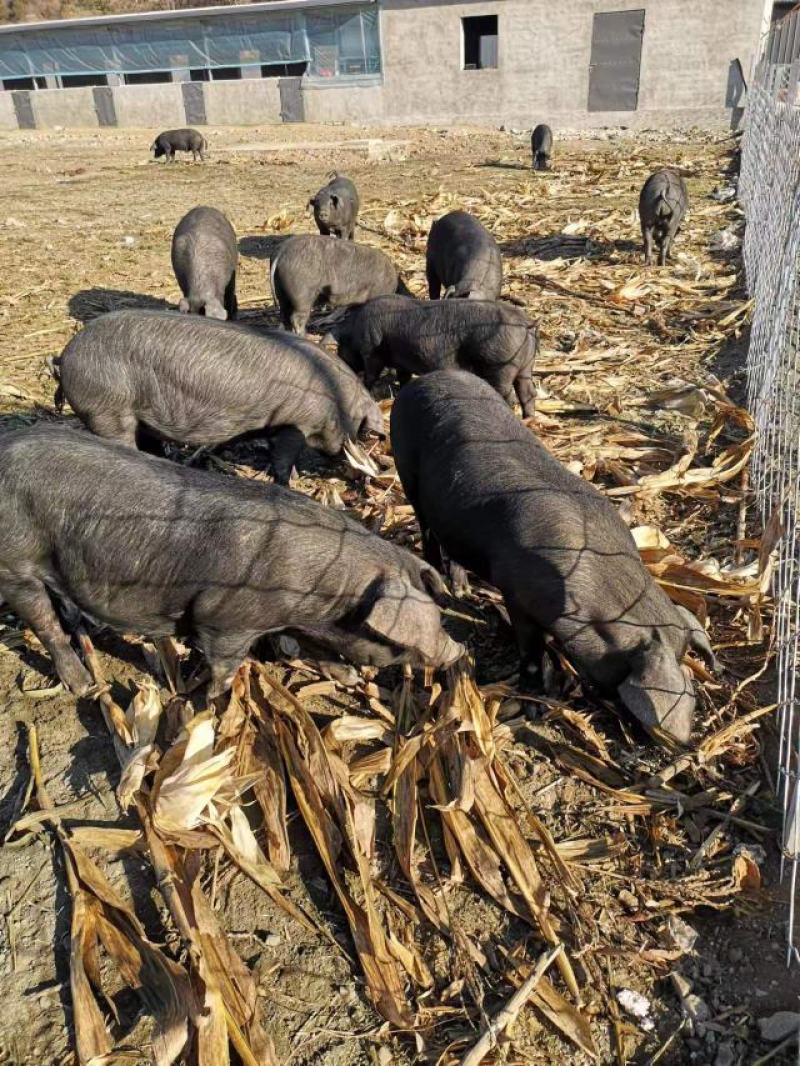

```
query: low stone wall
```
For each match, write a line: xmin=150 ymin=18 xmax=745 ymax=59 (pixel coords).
xmin=30 ymin=86 xmax=99 ymax=129
xmin=202 ymin=79 xmax=282 ymax=126
xmin=112 ymin=83 xmax=186 ymax=128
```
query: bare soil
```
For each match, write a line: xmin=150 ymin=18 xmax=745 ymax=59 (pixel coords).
xmin=0 ymin=123 xmax=794 ymax=1066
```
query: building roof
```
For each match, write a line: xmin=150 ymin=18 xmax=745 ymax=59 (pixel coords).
xmin=0 ymin=0 xmax=373 ymax=36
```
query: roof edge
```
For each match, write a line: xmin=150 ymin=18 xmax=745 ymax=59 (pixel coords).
xmin=0 ymin=0 xmax=373 ymax=36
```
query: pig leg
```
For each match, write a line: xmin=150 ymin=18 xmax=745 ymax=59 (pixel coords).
xmin=426 ymin=267 xmax=442 ymax=301
xmin=196 ymin=627 xmax=257 ymax=699
xmin=513 ymin=369 xmax=536 ymax=419
xmin=363 ymin=352 xmax=386 ymax=390
xmin=224 ymin=275 xmax=238 ymax=320
xmin=444 ymin=557 xmax=470 ymax=598
xmin=290 ymin=308 xmax=310 ymax=335
xmin=506 ymin=603 xmax=547 ymax=688
xmin=642 ymin=224 xmax=654 ymax=266
xmin=270 ymin=425 xmax=306 ymax=485
xmin=0 ymin=575 xmax=93 ymax=695
xmin=86 ymin=411 xmax=139 ymax=449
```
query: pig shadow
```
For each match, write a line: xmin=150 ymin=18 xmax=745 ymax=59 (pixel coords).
xmin=68 ymin=288 xmax=173 ymax=323
xmin=500 ymin=234 xmax=639 ymax=261
xmin=477 ymin=159 xmax=532 ymax=172
xmin=238 ymin=234 xmax=289 ymax=261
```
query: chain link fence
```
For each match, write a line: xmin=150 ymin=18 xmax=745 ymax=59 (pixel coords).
xmin=739 ymin=7 xmax=800 ymax=962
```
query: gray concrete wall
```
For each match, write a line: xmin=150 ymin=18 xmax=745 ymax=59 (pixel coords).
xmin=301 ymin=80 xmax=385 ymax=123
xmin=202 ymin=78 xmax=282 ymax=125
xmin=112 ymin=83 xmax=185 ymax=128
xmin=364 ymin=0 xmax=767 ymax=128
xmin=0 ymin=90 xmax=17 ymax=130
xmin=0 ymin=0 xmax=768 ymax=130
xmin=30 ymin=86 xmax=99 ymax=129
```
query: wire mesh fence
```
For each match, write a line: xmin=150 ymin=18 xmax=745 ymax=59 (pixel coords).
xmin=739 ymin=7 xmax=800 ymax=962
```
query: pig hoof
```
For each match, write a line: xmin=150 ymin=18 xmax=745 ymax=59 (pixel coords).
xmin=62 ymin=662 xmax=95 ymax=698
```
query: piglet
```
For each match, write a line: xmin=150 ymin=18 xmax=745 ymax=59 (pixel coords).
xmin=310 ymin=174 xmax=359 ymax=239
xmin=270 ymin=235 xmax=406 ymax=334
xmin=425 ymin=210 xmax=503 ymax=301
xmin=171 ymin=205 xmax=238 ymax=321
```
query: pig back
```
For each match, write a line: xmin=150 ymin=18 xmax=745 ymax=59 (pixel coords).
xmin=275 ymin=235 xmax=399 ymax=300
xmin=392 ymin=371 xmax=683 ymax=658
xmin=59 ymin=310 xmax=372 ymax=449
xmin=0 ymin=424 xmax=423 ymax=633
xmin=171 ymin=206 xmax=237 ymax=286
xmin=426 ymin=211 xmax=502 ymax=300
xmin=639 ymin=168 xmax=688 ymax=225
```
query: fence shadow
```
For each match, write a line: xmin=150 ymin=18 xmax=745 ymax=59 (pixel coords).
xmin=238 ymin=235 xmax=289 ymax=261
xmin=68 ymin=288 xmax=173 ymax=323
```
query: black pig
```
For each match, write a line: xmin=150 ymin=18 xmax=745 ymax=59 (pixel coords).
xmin=270 ymin=235 xmax=406 ymax=335
xmin=53 ymin=309 xmax=384 ymax=485
xmin=425 ymin=210 xmax=503 ymax=301
xmin=334 ymin=294 xmax=538 ymax=415
xmin=391 ymin=370 xmax=718 ymax=743
xmin=639 ymin=168 xmax=689 ymax=266
xmin=310 ymin=174 xmax=359 ymax=240
xmin=0 ymin=425 xmax=463 ymax=698
xmin=171 ymin=205 xmax=238 ymax=321
xmin=152 ymin=128 xmax=206 ymax=162
xmin=531 ymin=124 xmax=553 ymax=171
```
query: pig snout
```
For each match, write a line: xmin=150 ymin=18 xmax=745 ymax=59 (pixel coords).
xmin=617 ymin=642 xmax=695 ymax=744
xmin=360 ymin=404 xmax=386 ymax=440
xmin=363 ymin=577 xmax=463 ymax=668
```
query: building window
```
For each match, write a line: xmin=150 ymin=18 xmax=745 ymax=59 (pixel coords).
xmin=261 ymin=61 xmax=308 ymax=78
xmin=462 ymin=15 xmax=498 ymax=70
xmin=124 ymin=71 xmax=172 ymax=84
xmin=60 ymin=73 xmax=109 ymax=88
xmin=3 ymin=76 xmax=46 ymax=90
xmin=189 ymin=69 xmax=210 ymax=81
xmin=210 ymin=67 xmax=242 ymax=80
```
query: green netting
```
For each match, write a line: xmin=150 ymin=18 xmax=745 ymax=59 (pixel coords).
xmin=0 ymin=4 xmax=380 ymax=79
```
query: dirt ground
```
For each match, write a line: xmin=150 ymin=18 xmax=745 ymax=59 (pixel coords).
xmin=0 ymin=122 xmax=795 ymax=1066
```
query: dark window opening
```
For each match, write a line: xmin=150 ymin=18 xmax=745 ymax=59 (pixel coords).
xmin=462 ymin=15 xmax=498 ymax=70
xmin=3 ymin=76 xmax=46 ymax=90
xmin=210 ymin=67 xmax=242 ymax=80
xmin=261 ymin=61 xmax=308 ymax=78
xmin=772 ymin=2 xmax=795 ymax=23
xmin=124 ymin=70 xmax=172 ymax=84
xmin=60 ymin=73 xmax=109 ymax=88
xmin=190 ymin=68 xmax=211 ymax=81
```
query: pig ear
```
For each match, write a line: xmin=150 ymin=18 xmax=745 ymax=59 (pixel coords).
xmin=617 ymin=641 xmax=695 ymax=745
xmin=419 ymin=564 xmax=449 ymax=603
xmin=308 ymin=197 xmax=316 ymax=209
xmin=364 ymin=578 xmax=449 ymax=664
xmin=675 ymin=605 xmax=720 ymax=672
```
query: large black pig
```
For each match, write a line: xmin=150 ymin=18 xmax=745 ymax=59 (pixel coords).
xmin=52 ymin=309 xmax=384 ymax=485
xmin=171 ymin=205 xmax=238 ymax=321
xmin=310 ymin=174 xmax=359 ymax=239
xmin=334 ymin=294 xmax=538 ymax=415
xmin=270 ymin=235 xmax=406 ymax=335
xmin=152 ymin=128 xmax=206 ymax=162
xmin=425 ymin=210 xmax=503 ymax=301
xmin=391 ymin=370 xmax=718 ymax=743
xmin=0 ymin=425 xmax=462 ymax=698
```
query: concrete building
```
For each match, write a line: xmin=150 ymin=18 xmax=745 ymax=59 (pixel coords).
xmin=0 ymin=0 xmax=778 ymax=131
